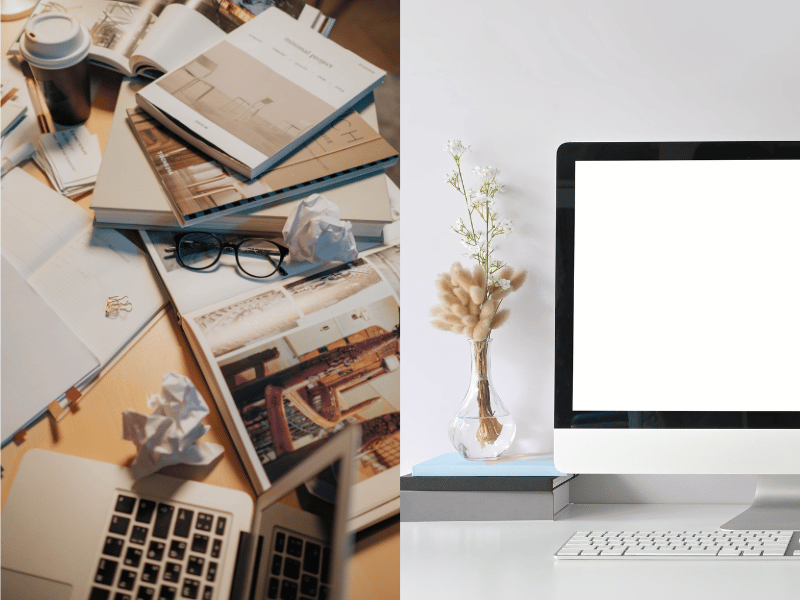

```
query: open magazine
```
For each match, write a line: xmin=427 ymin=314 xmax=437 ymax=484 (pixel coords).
xmin=140 ymin=231 xmax=401 ymax=529
xmin=10 ymin=0 xmax=333 ymax=78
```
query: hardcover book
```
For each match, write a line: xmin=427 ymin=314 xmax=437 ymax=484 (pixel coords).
xmin=139 ymin=232 xmax=402 ymax=530
xmin=91 ymin=78 xmax=397 ymax=240
xmin=136 ymin=7 xmax=386 ymax=178
xmin=9 ymin=0 xmax=332 ymax=79
xmin=127 ymin=106 xmax=397 ymax=226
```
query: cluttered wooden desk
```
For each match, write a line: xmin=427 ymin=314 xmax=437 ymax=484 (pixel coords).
xmin=0 ymin=2 xmax=400 ymax=597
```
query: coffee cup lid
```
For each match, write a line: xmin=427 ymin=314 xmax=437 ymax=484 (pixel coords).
xmin=20 ymin=13 xmax=91 ymax=70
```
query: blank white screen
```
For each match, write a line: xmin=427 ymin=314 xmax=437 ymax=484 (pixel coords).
xmin=573 ymin=159 xmax=800 ymax=412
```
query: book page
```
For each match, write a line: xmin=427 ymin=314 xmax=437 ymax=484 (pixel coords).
xmin=28 ymin=226 xmax=167 ymax=365
xmin=182 ymin=244 xmax=400 ymax=515
xmin=0 ymin=168 xmax=90 ymax=279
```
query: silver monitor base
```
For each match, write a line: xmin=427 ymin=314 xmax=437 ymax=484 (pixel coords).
xmin=721 ymin=475 xmax=800 ymax=530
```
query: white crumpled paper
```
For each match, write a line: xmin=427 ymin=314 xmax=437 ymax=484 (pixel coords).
xmin=282 ymin=194 xmax=358 ymax=263
xmin=122 ymin=372 xmax=223 ymax=479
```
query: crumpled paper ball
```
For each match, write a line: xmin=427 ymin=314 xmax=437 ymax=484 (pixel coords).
xmin=282 ymin=193 xmax=358 ymax=263
xmin=122 ymin=372 xmax=223 ymax=479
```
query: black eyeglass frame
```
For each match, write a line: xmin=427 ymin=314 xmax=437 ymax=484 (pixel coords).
xmin=173 ymin=232 xmax=289 ymax=278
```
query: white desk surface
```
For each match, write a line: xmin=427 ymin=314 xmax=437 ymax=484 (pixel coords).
xmin=401 ymin=504 xmax=799 ymax=600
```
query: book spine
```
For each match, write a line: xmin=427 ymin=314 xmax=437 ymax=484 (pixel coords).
xmin=400 ymin=484 xmax=570 ymax=522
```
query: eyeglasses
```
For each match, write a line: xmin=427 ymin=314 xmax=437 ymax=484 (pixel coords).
xmin=170 ymin=232 xmax=289 ymax=278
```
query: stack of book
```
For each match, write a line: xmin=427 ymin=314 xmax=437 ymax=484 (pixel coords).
xmin=88 ymin=3 xmax=399 ymax=240
xmin=401 ymin=453 xmax=575 ymax=522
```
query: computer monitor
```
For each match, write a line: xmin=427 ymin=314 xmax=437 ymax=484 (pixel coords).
xmin=553 ymin=141 xmax=800 ymax=530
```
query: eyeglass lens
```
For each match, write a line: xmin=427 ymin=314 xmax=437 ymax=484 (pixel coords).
xmin=176 ymin=233 xmax=284 ymax=278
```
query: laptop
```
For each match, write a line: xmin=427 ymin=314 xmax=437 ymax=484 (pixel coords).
xmin=1 ymin=424 xmax=360 ymax=600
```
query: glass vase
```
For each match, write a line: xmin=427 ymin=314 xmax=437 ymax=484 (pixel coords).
xmin=448 ymin=337 xmax=516 ymax=460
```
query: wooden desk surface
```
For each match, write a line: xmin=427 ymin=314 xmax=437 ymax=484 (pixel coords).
xmin=0 ymin=15 xmax=399 ymax=600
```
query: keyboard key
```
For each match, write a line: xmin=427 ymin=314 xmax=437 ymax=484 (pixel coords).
xmin=110 ymin=516 xmax=131 ymax=536
xmin=114 ymin=593 xmax=132 ymax=600
xmin=303 ymin=542 xmax=321 ymax=574
xmin=192 ymin=534 xmax=209 ymax=554
xmin=125 ymin=547 xmax=143 ymax=568
xmin=104 ymin=536 xmax=125 ymax=557
xmin=131 ymin=526 xmax=148 ymax=545
xmin=158 ymin=585 xmax=176 ymax=600
xmin=174 ymin=509 xmax=194 ymax=538
xmin=169 ymin=540 xmax=187 ymax=560
xmin=215 ymin=517 xmax=227 ymax=536
xmin=181 ymin=579 xmax=200 ymax=599
xmin=319 ymin=584 xmax=328 ymax=600
xmin=136 ymin=500 xmax=157 ymax=524
xmin=211 ymin=538 xmax=222 ymax=559
xmin=142 ymin=563 xmax=160 ymax=584
xmin=321 ymin=548 xmax=330 ymax=584
xmin=163 ymin=562 xmax=182 ymax=583
xmin=286 ymin=536 xmax=303 ymax=557
xmin=206 ymin=562 xmax=217 ymax=582
xmin=116 ymin=495 xmax=137 ymax=514
xmin=136 ymin=586 xmax=155 ymax=600
xmin=300 ymin=574 xmax=318 ymax=597
xmin=118 ymin=569 xmax=137 ymax=590
xmin=148 ymin=541 xmax=166 ymax=561
xmin=283 ymin=557 xmax=301 ymax=580
xmin=95 ymin=558 xmax=118 ymax=586
xmin=271 ymin=555 xmax=283 ymax=576
xmin=89 ymin=587 xmax=110 ymax=600
xmin=202 ymin=586 xmax=214 ymax=600
xmin=280 ymin=580 xmax=298 ymax=600
xmin=187 ymin=556 xmax=205 ymax=576
xmin=196 ymin=513 xmax=214 ymax=532
xmin=267 ymin=578 xmax=280 ymax=599
xmin=274 ymin=532 xmax=285 ymax=553
xmin=153 ymin=504 xmax=174 ymax=539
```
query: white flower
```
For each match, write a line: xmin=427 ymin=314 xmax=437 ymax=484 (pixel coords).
xmin=473 ymin=165 xmax=499 ymax=182
xmin=495 ymin=278 xmax=511 ymax=290
xmin=471 ymin=193 xmax=491 ymax=208
xmin=444 ymin=140 xmax=468 ymax=157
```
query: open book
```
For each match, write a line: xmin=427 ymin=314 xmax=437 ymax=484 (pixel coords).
xmin=136 ymin=7 xmax=386 ymax=178
xmin=141 ymin=230 xmax=401 ymax=529
xmin=9 ymin=0 xmax=332 ymax=79
xmin=1 ymin=169 xmax=167 ymax=445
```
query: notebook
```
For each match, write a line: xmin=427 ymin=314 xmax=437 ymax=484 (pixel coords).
xmin=0 ymin=424 xmax=359 ymax=600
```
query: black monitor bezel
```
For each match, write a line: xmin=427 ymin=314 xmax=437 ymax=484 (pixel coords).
xmin=555 ymin=141 xmax=800 ymax=430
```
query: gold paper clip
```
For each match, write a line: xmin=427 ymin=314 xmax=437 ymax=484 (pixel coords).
xmin=106 ymin=296 xmax=133 ymax=316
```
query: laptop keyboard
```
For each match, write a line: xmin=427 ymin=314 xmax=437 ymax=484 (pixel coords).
xmin=88 ymin=492 xmax=231 ymax=600
xmin=265 ymin=526 xmax=330 ymax=600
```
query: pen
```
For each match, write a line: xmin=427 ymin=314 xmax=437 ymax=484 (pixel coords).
xmin=1 ymin=87 xmax=19 ymax=107
xmin=21 ymin=61 xmax=50 ymax=134
xmin=1 ymin=142 xmax=36 ymax=177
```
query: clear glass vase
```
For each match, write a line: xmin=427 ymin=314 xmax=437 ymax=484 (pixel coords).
xmin=448 ymin=337 xmax=516 ymax=460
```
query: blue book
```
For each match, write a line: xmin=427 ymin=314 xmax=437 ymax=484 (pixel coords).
xmin=411 ymin=453 xmax=567 ymax=478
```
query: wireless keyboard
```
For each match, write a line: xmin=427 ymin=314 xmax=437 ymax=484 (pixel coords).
xmin=555 ymin=530 xmax=800 ymax=559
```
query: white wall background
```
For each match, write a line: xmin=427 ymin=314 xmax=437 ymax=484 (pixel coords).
xmin=400 ymin=0 xmax=800 ymax=498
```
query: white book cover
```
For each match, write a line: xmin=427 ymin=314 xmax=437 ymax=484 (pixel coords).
xmin=136 ymin=7 xmax=386 ymax=178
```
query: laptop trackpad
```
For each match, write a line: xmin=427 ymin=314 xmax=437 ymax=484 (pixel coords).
xmin=1 ymin=568 xmax=73 ymax=600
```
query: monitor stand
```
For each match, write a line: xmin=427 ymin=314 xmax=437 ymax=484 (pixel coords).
xmin=721 ymin=475 xmax=800 ymax=530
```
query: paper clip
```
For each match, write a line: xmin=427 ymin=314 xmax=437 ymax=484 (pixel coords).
xmin=106 ymin=296 xmax=133 ymax=316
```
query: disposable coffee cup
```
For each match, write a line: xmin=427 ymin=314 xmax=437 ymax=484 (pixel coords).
xmin=19 ymin=13 xmax=92 ymax=126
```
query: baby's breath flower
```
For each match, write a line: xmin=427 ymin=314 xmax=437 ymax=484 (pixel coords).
xmin=495 ymin=278 xmax=512 ymax=290
xmin=444 ymin=140 xmax=468 ymax=157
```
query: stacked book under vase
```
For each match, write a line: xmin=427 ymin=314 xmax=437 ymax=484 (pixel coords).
xmin=401 ymin=453 xmax=575 ymax=522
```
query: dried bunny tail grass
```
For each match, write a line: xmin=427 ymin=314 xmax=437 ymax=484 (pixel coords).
xmin=450 ymin=262 xmax=472 ymax=290
xmin=471 ymin=318 xmax=492 ymax=341
xmin=472 ymin=264 xmax=486 ymax=287
xmin=452 ymin=286 xmax=471 ymax=305
xmin=451 ymin=303 xmax=469 ymax=318
xmin=461 ymin=315 xmax=478 ymax=328
xmin=469 ymin=299 xmax=481 ymax=316
xmin=510 ymin=269 xmax=527 ymax=290
xmin=496 ymin=266 xmax=514 ymax=281
xmin=438 ymin=312 xmax=464 ymax=326
xmin=479 ymin=298 xmax=498 ymax=320
xmin=431 ymin=320 xmax=458 ymax=333
xmin=438 ymin=291 xmax=460 ymax=306
xmin=469 ymin=285 xmax=484 ymax=306
xmin=429 ymin=305 xmax=448 ymax=317
xmin=490 ymin=308 xmax=510 ymax=330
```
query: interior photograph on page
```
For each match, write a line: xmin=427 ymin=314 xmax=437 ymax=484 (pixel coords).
xmin=156 ymin=41 xmax=335 ymax=157
xmin=193 ymin=248 xmax=400 ymax=485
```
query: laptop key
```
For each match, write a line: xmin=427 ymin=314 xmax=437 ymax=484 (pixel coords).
xmin=89 ymin=587 xmax=111 ymax=600
xmin=136 ymin=585 xmax=155 ymax=600
xmin=187 ymin=556 xmax=205 ymax=576
xmin=116 ymin=495 xmax=137 ymax=514
xmin=268 ymin=578 xmax=280 ymax=599
xmin=272 ymin=555 xmax=283 ymax=576
xmin=158 ymin=584 xmax=176 ymax=600
xmin=169 ymin=540 xmax=187 ymax=560
xmin=215 ymin=517 xmax=226 ymax=536
xmin=321 ymin=547 xmax=330 ymax=584
xmin=206 ymin=561 xmax=217 ymax=582
xmin=148 ymin=541 xmax=166 ymax=561
xmin=318 ymin=584 xmax=329 ymax=600
xmin=130 ymin=525 xmax=148 ymax=545
xmin=125 ymin=547 xmax=143 ymax=568
xmin=95 ymin=558 xmax=118 ymax=585
xmin=196 ymin=513 xmax=214 ymax=532
xmin=192 ymin=534 xmax=209 ymax=554
xmin=174 ymin=509 xmax=194 ymax=538
xmin=286 ymin=536 xmax=303 ymax=557
xmin=142 ymin=563 xmax=160 ymax=584
xmin=303 ymin=542 xmax=321 ymax=575
xmin=300 ymin=574 xmax=318 ymax=597
xmin=181 ymin=578 xmax=200 ymax=599
xmin=163 ymin=562 xmax=182 ymax=583
xmin=136 ymin=499 xmax=157 ymax=524
xmin=202 ymin=586 xmax=213 ymax=600
xmin=114 ymin=593 xmax=132 ymax=600
xmin=283 ymin=557 xmax=301 ymax=580
xmin=280 ymin=580 xmax=298 ymax=600
xmin=274 ymin=532 xmax=286 ymax=553
xmin=110 ymin=515 xmax=131 ymax=535
xmin=104 ymin=536 xmax=124 ymax=557
xmin=153 ymin=504 xmax=174 ymax=539
xmin=211 ymin=538 xmax=222 ymax=559
xmin=118 ymin=569 xmax=137 ymax=591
